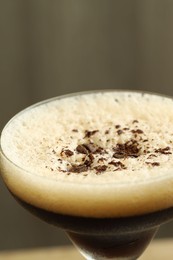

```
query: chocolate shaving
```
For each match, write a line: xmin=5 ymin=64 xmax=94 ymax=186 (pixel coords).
xmin=84 ymin=143 xmax=98 ymax=153
xmin=132 ymin=120 xmax=139 ymax=124
xmin=72 ymin=129 xmax=78 ymax=132
xmin=152 ymin=162 xmax=160 ymax=166
xmin=88 ymin=153 xmax=95 ymax=162
xmin=131 ymin=129 xmax=144 ymax=134
xmin=76 ymin=144 xmax=88 ymax=154
xmin=69 ymin=164 xmax=88 ymax=173
xmin=60 ymin=149 xmax=74 ymax=157
xmin=147 ymin=154 xmax=157 ymax=159
xmin=76 ymin=143 xmax=98 ymax=154
xmin=109 ymin=161 xmax=126 ymax=169
xmin=113 ymin=141 xmax=140 ymax=159
xmin=97 ymin=157 xmax=106 ymax=163
xmin=117 ymin=129 xmax=123 ymax=135
xmin=105 ymin=130 xmax=110 ymax=134
xmin=146 ymin=162 xmax=160 ymax=167
xmin=64 ymin=149 xmax=74 ymax=157
xmin=155 ymin=146 xmax=172 ymax=155
xmin=84 ymin=153 xmax=94 ymax=167
xmin=94 ymin=147 xmax=106 ymax=154
xmin=94 ymin=165 xmax=107 ymax=173
xmin=113 ymin=152 xmax=125 ymax=159
xmin=84 ymin=159 xmax=92 ymax=167
xmin=84 ymin=130 xmax=99 ymax=138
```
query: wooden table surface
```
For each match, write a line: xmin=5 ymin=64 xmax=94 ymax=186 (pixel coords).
xmin=0 ymin=239 xmax=172 ymax=259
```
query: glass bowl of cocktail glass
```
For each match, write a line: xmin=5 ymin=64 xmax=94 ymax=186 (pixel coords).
xmin=1 ymin=90 xmax=173 ymax=260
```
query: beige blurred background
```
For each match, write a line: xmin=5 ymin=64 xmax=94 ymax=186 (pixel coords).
xmin=1 ymin=0 xmax=173 ymax=251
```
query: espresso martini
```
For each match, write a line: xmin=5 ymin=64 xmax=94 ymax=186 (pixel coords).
xmin=1 ymin=90 xmax=173 ymax=259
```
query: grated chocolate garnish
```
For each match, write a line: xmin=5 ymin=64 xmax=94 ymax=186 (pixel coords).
xmin=94 ymin=165 xmax=107 ymax=173
xmin=69 ymin=164 xmax=88 ymax=173
xmin=84 ymin=130 xmax=99 ymax=138
xmin=72 ymin=129 xmax=78 ymax=132
xmin=84 ymin=143 xmax=98 ymax=153
xmin=146 ymin=162 xmax=160 ymax=167
xmin=147 ymin=154 xmax=157 ymax=159
xmin=109 ymin=161 xmax=126 ymax=169
xmin=76 ymin=144 xmax=88 ymax=154
xmin=64 ymin=149 xmax=74 ymax=157
xmin=155 ymin=146 xmax=172 ymax=155
xmin=48 ymin=119 xmax=172 ymax=175
xmin=132 ymin=120 xmax=139 ymax=124
xmin=94 ymin=147 xmax=106 ymax=154
xmin=151 ymin=162 xmax=160 ymax=166
xmin=60 ymin=149 xmax=74 ymax=157
xmin=117 ymin=129 xmax=124 ymax=135
xmin=113 ymin=141 xmax=140 ymax=159
xmin=97 ymin=157 xmax=106 ymax=163
xmin=84 ymin=154 xmax=94 ymax=167
xmin=105 ymin=129 xmax=110 ymax=134
xmin=131 ymin=129 xmax=144 ymax=134
xmin=113 ymin=152 xmax=125 ymax=159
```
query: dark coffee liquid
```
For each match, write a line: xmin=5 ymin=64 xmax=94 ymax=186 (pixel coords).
xmin=13 ymin=194 xmax=173 ymax=259
xmin=68 ymin=228 xmax=158 ymax=259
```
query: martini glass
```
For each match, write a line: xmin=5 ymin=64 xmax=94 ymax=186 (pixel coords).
xmin=1 ymin=90 xmax=173 ymax=260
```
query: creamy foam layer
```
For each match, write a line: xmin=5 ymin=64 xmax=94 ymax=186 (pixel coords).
xmin=1 ymin=91 xmax=173 ymax=217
